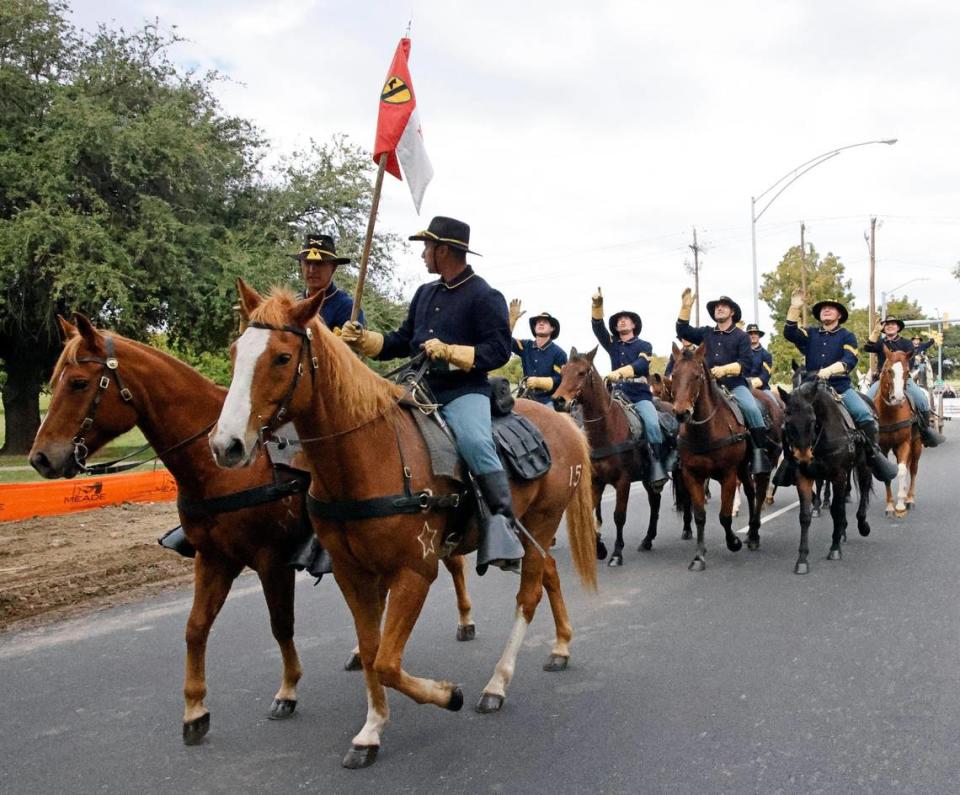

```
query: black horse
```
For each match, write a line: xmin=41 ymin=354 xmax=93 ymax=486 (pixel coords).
xmin=777 ymin=380 xmax=873 ymax=574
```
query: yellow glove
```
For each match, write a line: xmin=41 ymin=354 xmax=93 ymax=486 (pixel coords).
xmin=591 ymin=287 xmax=604 ymax=321
xmin=679 ymin=288 xmax=695 ymax=322
xmin=525 ymin=376 xmax=554 ymax=391
xmin=787 ymin=289 xmax=805 ymax=323
xmin=508 ymin=299 xmax=525 ymax=332
xmin=423 ymin=338 xmax=475 ymax=371
xmin=750 ymin=377 xmax=763 ymax=389
xmin=869 ymin=315 xmax=882 ymax=342
xmin=341 ymin=321 xmax=384 ymax=357
xmin=710 ymin=363 xmax=741 ymax=379
xmin=605 ymin=365 xmax=635 ymax=382
xmin=816 ymin=361 xmax=846 ymax=379
xmin=931 ymin=331 xmax=943 ymax=346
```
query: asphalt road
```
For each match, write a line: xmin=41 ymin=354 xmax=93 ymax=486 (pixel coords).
xmin=2 ymin=424 xmax=959 ymax=794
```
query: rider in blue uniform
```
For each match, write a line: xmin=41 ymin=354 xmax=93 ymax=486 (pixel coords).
xmin=675 ymin=290 xmax=772 ymax=474
xmin=782 ymin=290 xmax=897 ymax=482
xmin=744 ymin=323 xmax=778 ymax=409
xmin=341 ymin=216 xmax=524 ymax=575
xmin=507 ymin=301 xmax=568 ymax=405
xmin=294 ymin=232 xmax=364 ymax=332
xmin=910 ymin=334 xmax=936 ymax=371
xmin=864 ymin=317 xmax=944 ymax=446
xmin=591 ymin=288 xmax=669 ymax=489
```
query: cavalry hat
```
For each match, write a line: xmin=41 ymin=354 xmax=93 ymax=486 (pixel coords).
xmin=812 ymin=299 xmax=849 ymax=325
xmin=409 ymin=216 xmax=481 ymax=256
xmin=529 ymin=312 xmax=560 ymax=340
xmin=608 ymin=311 xmax=642 ymax=336
xmin=706 ymin=296 xmax=742 ymax=325
xmin=880 ymin=316 xmax=905 ymax=333
xmin=293 ymin=233 xmax=351 ymax=265
xmin=745 ymin=323 xmax=765 ymax=338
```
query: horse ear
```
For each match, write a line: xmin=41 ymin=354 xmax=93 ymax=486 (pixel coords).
xmin=777 ymin=385 xmax=790 ymax=401
xmin=74 ymin=313 xmax=104 ymax=354
xmin=586 ymin=346 xmax=598 ymax=363
xmin=290 ymin=289 xmax=326 ymax=329
xmin=236 ymin=278 xmax=263 ymax=319
xmin=694 ymin=342 xmax=706 ymax=360
xmin=672 ymin=342 xmax=681 ymax=360
xmin=57 ymin=314 xmax=78 ymax=342
xmin=569 ymin=346 xmax=578 ymax=358
xmin=791 ymin=359 xmax=799 ymax=373
xmin=653 ymin=373 xmax=663 ymax=385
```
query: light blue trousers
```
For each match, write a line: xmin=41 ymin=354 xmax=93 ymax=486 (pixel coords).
xmin=440 ymin=393 xmax=503 ymax=476
xmin=840 ymin=387 xmax=874 ymax=425
xmin=631 ymin=398 xmax=663 ymax=444
xmin=730 ymin=385 xmax=765 ymax=429
xmin=866 ymin=377 xmax=930 ymax=412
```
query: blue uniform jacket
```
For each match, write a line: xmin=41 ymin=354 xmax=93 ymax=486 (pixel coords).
xmin=377 ymin=265 xmax=511 ymax=404
xmin=784 ymin=321 xmax=859 ymax=392
xmin=511 ymin=338 xmax=568 ymax=404
xmin=592 ymin=319 xmax=653 ymax=403
xmin=910 ymin=339 xmax=935 ymax=370
xmin=747 ymin=345 xmax=774 ymax=389
xmin=301 ymin=283 xmax=364 ymax=333
xmin=675 ymin=320 xmax=751 ymax=391
xmin=863 ymin=334 xmax=912 ymax=371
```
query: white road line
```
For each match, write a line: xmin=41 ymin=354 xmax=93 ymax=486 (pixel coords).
xmin=734 ymin=500 xmax=800 ymax=535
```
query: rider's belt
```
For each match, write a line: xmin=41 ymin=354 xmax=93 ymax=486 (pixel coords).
xmin=306 ymin=490 xmax=461 ymax=522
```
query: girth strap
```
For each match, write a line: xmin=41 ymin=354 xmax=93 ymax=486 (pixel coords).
xmin=178 ymin=473 xmax=309 ymax=519
xmin=879 ymin=418 xmax=915 ymax=434
xmin=590 ymin=439 xmax=637 ymax=460
xmin=678 ymin=431 xmax=748 ymax=454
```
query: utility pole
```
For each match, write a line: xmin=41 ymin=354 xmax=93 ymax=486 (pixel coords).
xmin=689 ymin=226 xmax=703 ymax=326
xmin=868 ymin=216 xmax=877 ymax=377
xmin=799 ymin=222 xmax=807 ymax=326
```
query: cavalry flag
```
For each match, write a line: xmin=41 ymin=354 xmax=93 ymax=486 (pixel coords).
xmin=373 ymin=38 xmax=433 ymax=213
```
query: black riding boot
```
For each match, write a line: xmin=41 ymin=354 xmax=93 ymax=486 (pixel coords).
xmin=772 ymin=453 xmax=796 ymax=487
xmin=475 ymin=470 xmax=527 ymax=576
xmin=918 ymin=409 xmax=946 ymax=447
xmin=858 ymin=420 xmax=899 ymax=483
xmin=748 ymin=427 xmax=772 ymax=475
xmin=646 ymin=442 xmax=670 ymax=491
xmin=287 ymin=535 xmax=334 ymax=579
xmin=158 ymin=525 xmax=196 ymax=558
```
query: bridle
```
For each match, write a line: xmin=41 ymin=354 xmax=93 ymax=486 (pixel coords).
xmin=563 ymin=365 xmax=613 ymax=424
xmin=674 ymin=359 xmax=719 ymax=426
xmin=69 ymin=334 xmax=215 ymax=474
xmin=247 ymin=321 xmax=318 ymax=427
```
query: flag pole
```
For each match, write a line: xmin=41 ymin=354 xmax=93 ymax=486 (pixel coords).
xmin=351 ymin=153 xmax=389 ymax=322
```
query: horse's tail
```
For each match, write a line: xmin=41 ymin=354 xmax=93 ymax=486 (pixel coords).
xmin=565 ymin=431 xmax=598 ymax=593
xmin=672 ymin=467 xmax=690 ymax=513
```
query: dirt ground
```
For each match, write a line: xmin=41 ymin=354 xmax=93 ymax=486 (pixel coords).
xmin=0 ymin=502 xmax=194 ymax=634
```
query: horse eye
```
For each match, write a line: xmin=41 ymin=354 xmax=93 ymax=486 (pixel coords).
xmin=274 ymin=353 xmax=292 ymax=366
xmin=70 ymin=378 xmax=89 ymax=392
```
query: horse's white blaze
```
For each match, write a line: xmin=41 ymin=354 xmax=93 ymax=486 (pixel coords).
xmin=892 ymin=361 xmax=905 ymax=401
xmin=214 ymin=327 xmax=269 ymax=445
xmin=482 ymin=608 xmax=529 ymax=698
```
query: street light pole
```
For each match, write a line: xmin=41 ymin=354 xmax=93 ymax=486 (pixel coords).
xmin=749 ymin=138 xmax=897 ymax=323
xmin=879 ymin=277 xmax=929 ymax=320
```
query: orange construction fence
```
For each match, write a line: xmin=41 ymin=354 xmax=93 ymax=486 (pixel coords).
xmin=0 ymin=469 xmax=178 ymax=522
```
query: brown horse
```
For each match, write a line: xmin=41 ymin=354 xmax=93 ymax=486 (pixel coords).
xmin=875 ymin=350 xmax=922 ymax=517
xmin=668 ymin=343 xmax=782 ymax=570
xmin=552 ymin=347 xmax=681 ymax=562
xmin=28 ymin=314 xmax=477 ymax=746
xmin=209 ymin=282 xmax=598 ymax=769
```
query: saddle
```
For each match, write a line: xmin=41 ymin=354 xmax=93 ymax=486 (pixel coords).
xmin=596 ymin=393 xmax=678 ymax=462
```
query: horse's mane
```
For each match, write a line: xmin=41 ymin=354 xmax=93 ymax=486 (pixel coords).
xmin=250 ymin=288 xmax=403 ymax=426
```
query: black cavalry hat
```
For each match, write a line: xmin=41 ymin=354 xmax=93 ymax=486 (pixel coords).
xmin=529 ymin=312 xmax=560 ymax=340
xmin=409 ymin=216 xmax=481 ymax=256
xmin=706 ymin=296 xmax=742 ymax=325
xmin=608 ymin=311 xmax=642 ymax=336
xmin=812 ymin=299 xmax=849 ymax=325
xmin=880 ymin=316 xmax=905 ymax=333
xmin=292 ymin=233 xmax=351 ymax=265
xmin=745 ymin=323 xmax=765 ymax=338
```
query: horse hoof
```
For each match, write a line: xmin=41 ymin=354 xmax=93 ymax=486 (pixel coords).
xmin=456 ymin=624 xmax=476 ymax=642
xmin=681 ymin=529 xmax=692 ymax=541
xmin=794 ymin=561 xmax=809 ymax=575
xmin=812 ymin=509 xmax=821 ymax=518
xmin=607 ymin=554 xmax=623 ymax=567
xmin=475 ymin=692 xmax=504 ymax=714
xmin=446 ymin=686 xmax=464 ymax=712
xmin=827 ymin=549 xmax=842 ymax=561
xmin=859 ymin=522 xmax=871 ymax=537
xmin=182 ymin=712 xmax=210 ymax=746
xmin=726 ymin=536 xmax=742 ymax=553
xmin=747 ymin=539 xmax=760 ymax=551
xmin=688 ymin=558 xmax=706 ymax=572
xmin=268 ymin=699 xmax=297 ymax=720
xmin=895 ymin=508 xmax=907 ymax=518
xmin=765 ymin=496 xmax=774 ymax=506
xmin=344 ymin=652 xmax=362 ymax=671
xmin=639 ymin=538 xmax=653 ymax=552
xmin=906 ymin=501 xmax=915 ymax=511
xmin=342 ymin=744 xmax=379 ymax=769
xmin=596 ymin=540 xmax=608 ymax=561
xmin=543 ymin=654 xmax=569 ymax=672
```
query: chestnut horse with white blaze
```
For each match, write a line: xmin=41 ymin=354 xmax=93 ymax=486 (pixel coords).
xmin=209 ymin=281 xmax=597 ymax=770
xmin=875 ymin=350 xmax=922 ymax=517
xmin=28 ymin=315 xmax=477 ymax=746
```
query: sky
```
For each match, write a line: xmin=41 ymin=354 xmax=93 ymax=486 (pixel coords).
xmin=71 ymin=0 xmax=960 ymax=360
